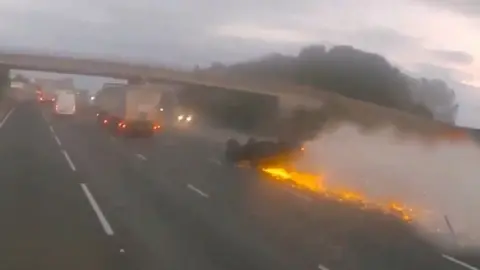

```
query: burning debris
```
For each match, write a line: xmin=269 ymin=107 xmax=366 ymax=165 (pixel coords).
xmin=260 ymin=166 xmax=414 ymax=222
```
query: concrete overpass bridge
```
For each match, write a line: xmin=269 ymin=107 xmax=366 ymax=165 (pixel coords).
xmin=0 ymin=51 xmax=323 ymax=111
xmin=0 ymin=51 xmax=473 ymax=142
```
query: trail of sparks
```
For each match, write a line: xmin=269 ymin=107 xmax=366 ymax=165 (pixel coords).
xmin=261 ymin=167 xmax=414 ymax=222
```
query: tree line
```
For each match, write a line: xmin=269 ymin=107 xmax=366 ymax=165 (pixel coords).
xmin=209 ymin=44 xmax=458 ymax=123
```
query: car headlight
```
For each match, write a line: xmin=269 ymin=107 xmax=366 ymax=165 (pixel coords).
xmin=177 ymin=115 xmax=184 ymax=121
xmin=186 ymin=115 xmax=192 ymax=122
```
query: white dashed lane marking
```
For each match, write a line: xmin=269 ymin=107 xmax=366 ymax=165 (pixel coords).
xmin=208 ymin=157 xmax=222 ymax=166
xmin=80 ymin=183 xmax=114 ymax=236
xmin=442 ymin=254 xmax=479 ymax=270
xmin=53 ymin=135 xmax=62 ymax=146
xmin=136 ymin=154 xmax=147 ymax=161
xmin=318 ymin=263 xmax=330 ymax=270
xmin=62 ymin=150 xmax=76 ymax=171
xmin=187 ymin=184 xmax=209 ymax=198
xmin=0 ymin=108 xmax=15 ymax=129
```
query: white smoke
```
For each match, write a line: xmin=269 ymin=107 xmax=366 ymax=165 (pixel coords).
xmin=297 ymin=123 xmax=480 ymax=249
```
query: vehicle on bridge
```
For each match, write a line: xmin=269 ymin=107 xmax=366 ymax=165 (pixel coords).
xmin=224 ymin=137 xmax=305 ymax=168
xmin=95 ymin=84 xmax=164 ymax=137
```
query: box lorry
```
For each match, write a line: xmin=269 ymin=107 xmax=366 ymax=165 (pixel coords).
xmin=54 ymin=90 xmax=76 ymax=116
xmin=95 ymin=84 xmax=166 ymax=137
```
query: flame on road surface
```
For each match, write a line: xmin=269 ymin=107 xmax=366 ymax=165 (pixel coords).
xmin=261 ymin=167 xmax=414 ymax=222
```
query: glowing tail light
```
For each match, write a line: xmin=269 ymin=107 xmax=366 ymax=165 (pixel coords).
xmin=103 ymin=119 xmax=108 ymax=124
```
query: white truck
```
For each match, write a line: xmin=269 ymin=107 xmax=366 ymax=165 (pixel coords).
xmin=95 ymin=84 xmax=168 ymax=137
xmin=54 ymin=90 xmax=76 ymax=116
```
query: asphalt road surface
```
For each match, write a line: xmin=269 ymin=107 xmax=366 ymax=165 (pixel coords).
xmin=0 ymin=101 xmax=477 ymax=270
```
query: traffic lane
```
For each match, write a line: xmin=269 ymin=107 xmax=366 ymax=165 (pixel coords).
xmin=50 ymin=116 xmax=296 ymax=270
xmin=51 ymin=117 xmax=476 ymax=270
xmin=124 ymin=129 xmax=475 ymax=270
xmin=0 ymin=102 xmax=123 ymax=270
xmin=443 ymin=250 xmax=480 ymax=270
xmin=136 ymin=155 xmax=456 ymax=269
xmin=119 ymin=130 xmax=340 ymax=268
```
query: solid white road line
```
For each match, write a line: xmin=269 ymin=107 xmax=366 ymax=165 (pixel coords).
xmin=53 ymin=135 xmax=62 ymax=146
xmin=62 ymin=150 xmax=76 ymax=171
xmin=80 ymin=183 xmax=114 ymax=236
xmin=0 ymin=108 xmax=15 ymax=129
xmin=442 ymin=254 xmax=479 ymax=270
xmin=318 ymin=264 xmax=331 ymax=270
xmin=49 ymin=125 xmax=55 ymax=134
xmin=187 ymin=184 xmax=209 ymax=198
xmin=136 ymin=154 xmax=147 ymax=161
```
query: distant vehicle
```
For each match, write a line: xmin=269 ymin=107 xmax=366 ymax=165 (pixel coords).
xmin=175 ymin=110 xmax=194 ymax=126
xmin=95 ymin=84 xmax=167 ymax=137
xmin=35 ymin=84 xmax=56 ymax=103
xmin=224 ymin=138 xmax=305 ymax=167
xmin=156 ymin=90 xmax=194 ymax=127
xmin=34 ymin=78 xmax=74 ymax=103
xmin=54 ymin=90 xmax=76 ymax=116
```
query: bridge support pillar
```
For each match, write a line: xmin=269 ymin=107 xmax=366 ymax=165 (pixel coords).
xmin=0 ymin=65 xmax=10 ymax=98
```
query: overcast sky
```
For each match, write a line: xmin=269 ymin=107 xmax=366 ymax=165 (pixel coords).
xmin=2 ymin=0 xmax=480 ymax=125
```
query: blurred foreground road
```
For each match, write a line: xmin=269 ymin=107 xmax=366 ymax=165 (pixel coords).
xmin=0 ymin=101 xmax=477 ymax=270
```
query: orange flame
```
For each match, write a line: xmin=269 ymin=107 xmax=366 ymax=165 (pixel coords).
xmin=261 ymin=166 xmax=414 ymax=222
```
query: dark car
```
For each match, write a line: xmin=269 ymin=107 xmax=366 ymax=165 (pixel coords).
xmin=224 ymin=138 xmax=304 ymax=167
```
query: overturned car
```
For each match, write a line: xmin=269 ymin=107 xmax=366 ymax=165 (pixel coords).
xmin=224 ymin=138 xmax=305 ymax=167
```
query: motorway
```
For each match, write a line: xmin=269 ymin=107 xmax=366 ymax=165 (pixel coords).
xmin=0 ymin=100 xmax=478 ymax=270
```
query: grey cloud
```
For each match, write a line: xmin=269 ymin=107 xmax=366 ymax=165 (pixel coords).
xmin=0 ymin=1 xmax=427 ymax=66
xmin=413 ymin=63 xmax=473 ymax=86
xmin=0 ymin=0 xmax=477 ymax=97
xmin=0 ymin=4 xmax=302 ymax=67
xmin=421 ymin=0 xmax=480 ymax=17
xmin=428 ymin=49 xmax=474 ymax=65
xmin=346 ymin=27 xmax=421 ymax=55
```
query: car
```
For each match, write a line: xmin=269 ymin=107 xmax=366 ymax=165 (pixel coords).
xmin=224 ymin=137 xmax=305 ymax=167
xmin=96 ymin=111 xmax=159 ymax=137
